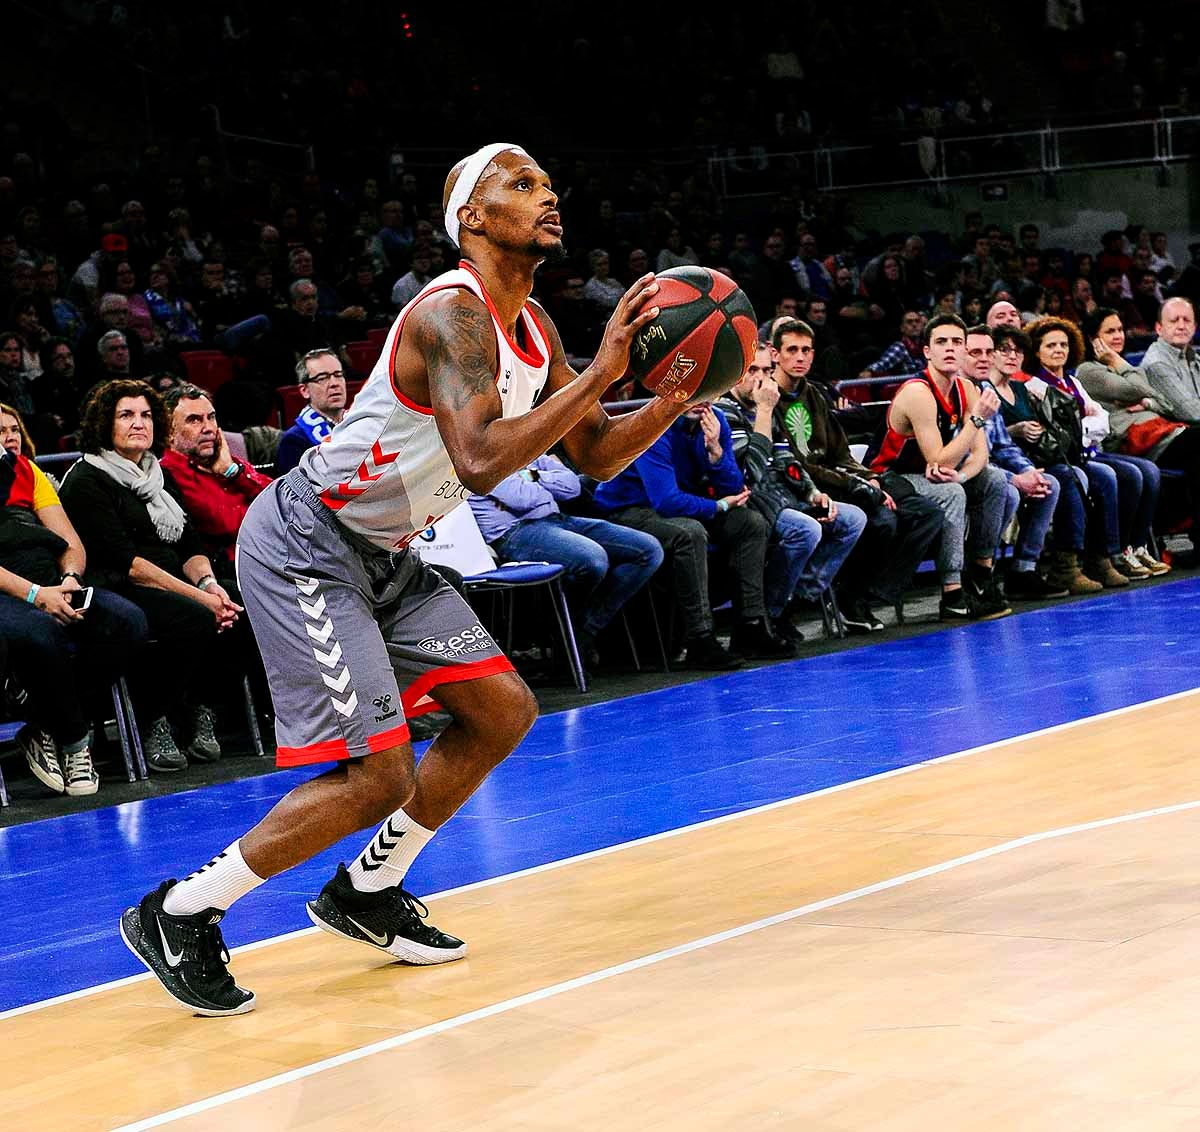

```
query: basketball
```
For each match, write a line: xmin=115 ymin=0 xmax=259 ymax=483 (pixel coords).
xmin=628 ymin=266 xmax=759 ymax=404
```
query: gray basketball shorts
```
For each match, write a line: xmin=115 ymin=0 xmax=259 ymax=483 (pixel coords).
xmin=235 ymin=470 xmax=513 ymax=768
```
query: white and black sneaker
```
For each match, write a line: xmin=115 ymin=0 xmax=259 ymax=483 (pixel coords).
xmin=62 ymin=743 xmax=99 ymax=796
xmin=119 ymin=880 xmax=255 ymax=1016
xmin=17 ymin=725 xmax=64 ymax=794
xmin=307 ymin=863 xmax=467 ymax=965
xmin=842 ymin=598 xmax=884 ymax=634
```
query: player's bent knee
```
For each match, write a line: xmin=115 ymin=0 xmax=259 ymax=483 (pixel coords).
xmin=349 ymin=742 xmax=417 ymax=824
xmin=437 ymin=669 xmax=538 ymax=751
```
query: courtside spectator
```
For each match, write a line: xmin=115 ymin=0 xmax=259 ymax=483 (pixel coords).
xmin=276 ymin=348 xmax=349 ymax=473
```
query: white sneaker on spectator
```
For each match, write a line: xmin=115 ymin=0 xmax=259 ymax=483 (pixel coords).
xmin=1133 ymin=545 xmax=1171 ymax=575
xmin=144 ymin=717 xmax=188 ymax=773
xmin=63 ymin=744 xmax=99 ymax=796
xmin=18 ymin=725 xmax=64 ymax=793
xmin=187 ymin=704 xmax=222 ymax=763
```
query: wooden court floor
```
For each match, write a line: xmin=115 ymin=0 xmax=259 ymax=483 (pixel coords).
xmin=5 ymin=691 xmax=1200 ymax=1131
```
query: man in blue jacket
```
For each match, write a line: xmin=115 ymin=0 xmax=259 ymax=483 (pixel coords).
xmin=593 ymin=402 xmax=793 ymax=669
xmin=468 ymin=453 xmax=664 ymax=668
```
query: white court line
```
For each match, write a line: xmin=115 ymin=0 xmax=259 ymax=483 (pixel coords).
xmin=3 ymin=684 xmax=1198 ymax=1024
xmin=113 ymin=796 xmax=1200 ymax=1132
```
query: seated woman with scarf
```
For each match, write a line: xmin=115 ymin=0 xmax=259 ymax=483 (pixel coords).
xmin=1021 ymin=316 xmax=1160 ymax=586
xmin=0 ymin=402 xmax=146 ymax=796
xmin=59 ymin=380 xmax=245 ymax=774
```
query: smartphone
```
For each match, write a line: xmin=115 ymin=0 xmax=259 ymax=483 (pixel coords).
xmin=67 ymin=586 xmax=94 ymax=611
xmin=808 ymin=502 xmax=829 ymax=519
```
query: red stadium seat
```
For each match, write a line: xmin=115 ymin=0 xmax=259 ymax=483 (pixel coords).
xmin=366 ymin=327 xmax=389 ymax=350
xmin=179 ymin=351 xmax=235 ymax=395
xmin=345 ymin=340 xmax=380 ymax=376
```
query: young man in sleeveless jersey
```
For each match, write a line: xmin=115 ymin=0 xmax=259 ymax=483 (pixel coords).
xmin=866 ymin=313 xmax=1012 ymax=622
xmin=120 ymin=144 xmax=692 ymax=1016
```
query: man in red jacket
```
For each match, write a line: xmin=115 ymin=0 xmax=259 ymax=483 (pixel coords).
xmin=160 ymin=384 xmax=272 ymax=573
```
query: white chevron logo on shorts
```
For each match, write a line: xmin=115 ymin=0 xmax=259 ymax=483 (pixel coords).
xmin=305 ymin=617 xmax=335 ymax=645
xmin=312 ymin=641 xmax=342 ymax=668
xmin=298 ymin=593 xmax=326 ymax=619
xmin=331 ymin=692 xmax=358 ymax=717
xmin=321 ymin=666 xmax=351 ymax=693
xmin=294 ymin=576 xmax=319 ymax=596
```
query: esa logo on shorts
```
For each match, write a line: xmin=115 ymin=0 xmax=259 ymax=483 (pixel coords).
xmin=418 ymin=622 xmax=494 ymax=658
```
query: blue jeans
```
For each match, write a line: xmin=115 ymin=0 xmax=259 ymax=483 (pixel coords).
xmin=1043 ymin=463 xmax=1088 ymax=552
xmin=0 ymin=586 xmax=148 ymax=746
xmin=494 ymin=513 xmax=664 ymax=637
xmin=766 ymin=503 xmax=867 ymax=616
xmin=1007 ymin=473 xmax=1061 ymax=565
xmin=1094 ymin=452 xmax=1160 ymax=548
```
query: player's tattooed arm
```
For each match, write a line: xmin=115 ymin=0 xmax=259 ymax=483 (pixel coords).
xmin=421 ymin=297 xmax=500 ymax=412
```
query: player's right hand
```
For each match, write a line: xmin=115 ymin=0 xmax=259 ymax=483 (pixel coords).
xmin=592 ymin=273 xmax=660 ymax=382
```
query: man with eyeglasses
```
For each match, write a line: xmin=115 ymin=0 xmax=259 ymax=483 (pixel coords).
xmin=275 ymin=347 xmax=349 ymax=473
xmin=964 ymin=325 xmax=1065 ymax=599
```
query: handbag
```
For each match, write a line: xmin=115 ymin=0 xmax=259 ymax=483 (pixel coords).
xmin=1026 ymin=384 xmax=1084 ymax=466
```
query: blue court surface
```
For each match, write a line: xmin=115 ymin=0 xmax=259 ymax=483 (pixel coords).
xmin=2 ymin=577 xmax=1197 ymax=1013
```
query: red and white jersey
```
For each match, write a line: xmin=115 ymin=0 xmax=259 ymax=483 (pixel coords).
xmin=300 ymin=263 xmax=551 ymax=550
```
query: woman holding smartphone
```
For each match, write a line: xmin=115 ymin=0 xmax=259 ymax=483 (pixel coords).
xmin=0 ymin=403 xmax=147 ymax=797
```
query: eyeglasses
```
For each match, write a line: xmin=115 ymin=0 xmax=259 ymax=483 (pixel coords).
xmin=303 ymin=370 xmax=345 ymax=385
xmin=996 ymin=344 xmax=1023 ymax=355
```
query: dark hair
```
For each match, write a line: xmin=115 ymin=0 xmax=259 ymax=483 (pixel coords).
xmin=1019 ymin=223 xmax=1039 ymax=238
xmin=39 ymin=335 xmax=72 ymax=371
xmin=1082 ymin=307 xmax=1121 ymax=360
xmin=1025 ymin=315 xmax=1085 ymax=372
xmin=923 ymin=312 xmax=967 ymax=344
xmin=965 ymin=323 xmax=992 ymax=340
xmin=161 ymin=383 xmax=210 ymax=415
xmin=8 ymin=296 xmax=36 ymax=323
xmin=991 ymin=324 xmax=1031 ymax=356
xmin=78 ymin=379 xmax=169 ymax=456
xmin=771 ymin=318 xmax=815 ymax=349
xmin=1016 ymin=284 xmax=1044 ymax=311
xmin=0 ymin=329 xmax=21 ymax=352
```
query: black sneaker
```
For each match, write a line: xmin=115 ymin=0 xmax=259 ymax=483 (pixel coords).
xmin=1006 ymin=568 xmax=1069 ymax=599
xmin=119 ymin=880 xmax=255 ymax=1016
xmin=841 ymin=598 xmax=884 ymax=634
xmin=306 ymin=863 xmax=467 ymax=965
xmin=729 ymin=618 xmax=796 ymax=660
xmin=683 ymin=632 xmax=743 ymax=671
xmin=939 ymin=589 xmax=972 ymax=621
xmin=965 ymin=568 xmax=1013 ymax=621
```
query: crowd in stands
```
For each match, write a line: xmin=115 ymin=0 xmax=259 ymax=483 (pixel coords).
xmin=4 ymin=0 xmax=1200 ymax=804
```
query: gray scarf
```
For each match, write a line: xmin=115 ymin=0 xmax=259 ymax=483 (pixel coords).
xmin=83 ymin=449 xmax=187 ymax=543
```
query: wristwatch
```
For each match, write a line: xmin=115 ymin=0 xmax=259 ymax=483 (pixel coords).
xmin=60 ymin=571 xmax=84 ymax=584
xmin=197 ymin=574 xmax=218 ymax=591
xmin=969 ymin=414 xmax=987 ymax=429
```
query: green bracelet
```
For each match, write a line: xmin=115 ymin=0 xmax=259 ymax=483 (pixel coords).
xmin=25 ymin=583 xmax=39 ymax=604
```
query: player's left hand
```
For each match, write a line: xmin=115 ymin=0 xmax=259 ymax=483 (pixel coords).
xmin=592 ymin=273 xmax=660 ymax=384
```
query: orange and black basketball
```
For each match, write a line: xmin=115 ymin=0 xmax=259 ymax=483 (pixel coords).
xmin=629 ymin=266 xmax=758 ymax=404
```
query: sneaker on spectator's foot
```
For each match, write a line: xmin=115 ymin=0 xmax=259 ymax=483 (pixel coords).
xmin=18 ymin=725 xmax=64 ymax=794
xmin=187 ymin=705 xmax=222 ymax=763
xmin=965 ymin=565 xmax=1013 ymax=620
xmin=939 ymin=589 xmax=972 ymax=621
xmin=683 ymin=632 xmax=743 ymax=671
xmin=1133 ymin=545 xmax=1170 ymax=575
xmin=144 ymin=717 xmax=188 ymax=773
xmin=63 ymin=744 xmax=99 ymax=796
xmin=730 ymin=617 xmax=796 ymax=660
xmin=307 ymin=863 xmax=467 ymax=965
xmin=1006 ymin=568 xmax=1069 ymax=599
xmin=119 ymin=880 xmax=255 ymax=1016
xmin=842 ymin=598 xmax=884 ymax=634
xmin=1114 ymin=548 xmax=1151 ymax=579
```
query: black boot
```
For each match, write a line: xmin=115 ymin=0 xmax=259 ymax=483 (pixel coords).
xmin=683 ymin=632 xmax=743 ymax=671
xmin=729 ymin=617 xmax=796 ymax=659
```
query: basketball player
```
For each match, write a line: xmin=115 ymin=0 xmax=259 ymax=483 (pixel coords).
xmin=120 ymin=143 xmax=689 ymax=1016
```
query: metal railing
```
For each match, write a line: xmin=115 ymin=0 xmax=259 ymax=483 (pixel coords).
xmin=710 ymin=113 xmax=1200 ymax=197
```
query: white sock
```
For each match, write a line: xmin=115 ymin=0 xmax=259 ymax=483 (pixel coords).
xmin=162 ymin=840 xmax=266 ymax=916
xmin=346 ymin=808 xmax=434 ymax=893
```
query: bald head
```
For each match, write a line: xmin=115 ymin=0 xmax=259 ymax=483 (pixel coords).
xmin=1158 ymin=297 xmax=1196 ymax=348
xmin=986 ymin=301 xmax=1020 ymax=330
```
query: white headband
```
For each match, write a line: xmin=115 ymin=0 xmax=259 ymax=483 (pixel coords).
xmin=444 ymin=142 xmax=523 ymax=247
